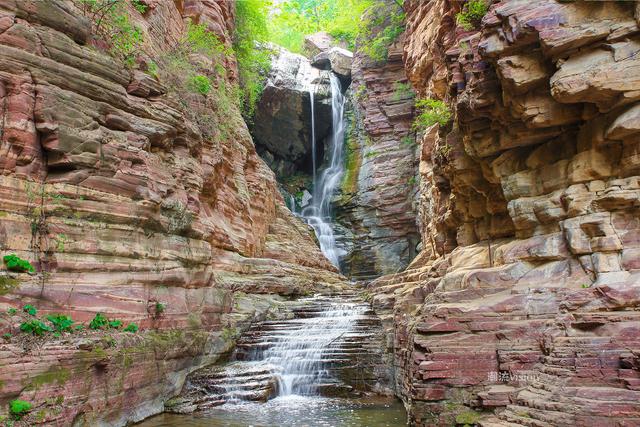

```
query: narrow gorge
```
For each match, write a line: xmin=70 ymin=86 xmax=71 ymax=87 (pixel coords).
xmin=0 ymin=1 xmax=639 ymax=426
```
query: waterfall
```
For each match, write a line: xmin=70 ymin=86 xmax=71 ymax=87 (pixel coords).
xmin=301 ymin=74 xmax=346 ymax=267
xmin=261 ymin=296 xmax=365 ymax=396
xmin=309 ymin=87 xmax=317 ymax=184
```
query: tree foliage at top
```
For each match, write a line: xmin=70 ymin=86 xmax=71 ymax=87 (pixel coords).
xmin=268 ymin=0 xmax=374 ymax=53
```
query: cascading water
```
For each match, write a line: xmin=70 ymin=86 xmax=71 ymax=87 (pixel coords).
xmin=300 ymin=74 xmax=346 ymax=267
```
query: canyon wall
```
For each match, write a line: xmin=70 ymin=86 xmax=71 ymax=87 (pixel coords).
xmin=335 ymin=3 xmax=421 ymax=280
xmin=369 ymin=0 xmax=640 ymax=425
xmin=0 ymin=0 xmax=344 ymax=424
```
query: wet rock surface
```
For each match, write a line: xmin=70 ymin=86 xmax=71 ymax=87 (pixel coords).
xmin=252 ymin=47 xmax=333 ymax=178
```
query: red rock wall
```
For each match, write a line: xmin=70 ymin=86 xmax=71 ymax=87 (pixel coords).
xmin=0 ymin=0 xmax=343 ymax=424
xmin=370 ymin=1 xmax=640 ymax=425
xmin=336 ymin=0 xmax=421 ymax=280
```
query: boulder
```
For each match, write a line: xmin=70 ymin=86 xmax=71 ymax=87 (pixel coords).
xmin=312 ymin=47 xmax=353 ymax=79
xmin=303 ymin=31 xmax=335 ymax=57
xmin=251 ymin=47 xmax=332 ymax=176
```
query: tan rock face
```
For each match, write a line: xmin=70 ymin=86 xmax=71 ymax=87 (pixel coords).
xmin=0 ymin=0 xmax=343 ymax=424
xmin=370 ymin=0 xmax=640 ymax=425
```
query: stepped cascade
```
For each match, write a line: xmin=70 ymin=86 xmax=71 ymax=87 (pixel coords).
xmin=166 ymin=294 xmax=389 ymax=412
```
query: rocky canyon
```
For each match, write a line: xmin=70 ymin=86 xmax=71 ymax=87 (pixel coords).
xmin=0 ymin=0 xmax=639 ymax=426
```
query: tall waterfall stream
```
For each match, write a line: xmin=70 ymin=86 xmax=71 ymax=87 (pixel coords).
xmin=299 ymin=74 xmax=346 ymax=267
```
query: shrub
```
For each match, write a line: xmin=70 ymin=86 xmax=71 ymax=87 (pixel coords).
xmin=20 ymin=319 xmax=52 ymax=336
xmin=108 ymin=319 xmax=123 ymax=329
xmin=456 ymin=0 xmax=489 ymax=30
xmin=187 ymin=75 xmax=212 ymax=95
xmin=9 ymin=400 xmax=32 ymax=419
xmin=413 ymin=98 xmax=452 ymax=130
xmin=360 ymin=1 xmax=405 ymax=62
xmin=89 ymin=313 xmax=109 ymax=330
xmin=155 ymin=302 xmax=166 ymax=315
xmin=186 ymin=20 xmax=228 ymax=57
xmin=235 ymin=0 xmax=272 ymax=118
xmin=47 ymin=314 xmax=74 ymax=333
xmin=124 ymin=323 xmax=139 ymax=333
xmin=2 ymin=333 xmax=11 ymax=340
xmin=392 ymin=81 xmax=414 ymax=101
xmin=7 ymin=307 xmax=17 ymax=315
xmin=73 ymin=0 xmax=145 ymax=64
xmin=23 ymin=304 xmax=37 ymax=316
xmin=3 ymin=254 xmax=35 ymax=273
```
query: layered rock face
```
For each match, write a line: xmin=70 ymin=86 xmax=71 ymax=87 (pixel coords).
xmin=335 ymin=8 xmax=420 ymax=280
xmin=369 ymin=0 xmax=640 ymax=425
xmin=0 ymin=0 xmax=343 ymax=424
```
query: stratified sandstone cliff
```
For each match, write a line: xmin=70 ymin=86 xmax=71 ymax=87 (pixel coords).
xmin=370 ymin=0 xmax=640 ymax=425
xmin=0 ymin=1 xmax=343 ymax=424
xmin=335 ymin=2 xmax=421 ymax=280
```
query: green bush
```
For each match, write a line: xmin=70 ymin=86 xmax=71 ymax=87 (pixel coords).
xmin=124 ymin=323 xmax=139 ymax=333
xmin=456 ymin=0 xmax=488 ymax=30
xmin=20 ymin=319 xmax=52 ymax=336
xmin=23 ymin=304 xmax=37 ymax=316
xmin=186 ymin=20 xmax=228 ymax=57
xmin=47 ymin=314 xmax=74 ymax=333
xmin=235 ymin=0 xmax=272 ymax=118
xmin=9 ymin=399 xmax=32 ymax=419
xmin=7 ymin=307 xmax=17 ymax=315
xmin=413 ymin=98 xmax=452 ymax=130
xmin=187 ymin=75 xmax=212 ymax=95
xmin=360 ymin=1 xmax=405 ymax=62
xmin=3 ymin=254 xmax=34 ymax=273
xmin=74 ymin=0 xmax=145 ymax=64
xmin=89 ymin=313 xmax=109 ymax=330
xmin=108 ymin=319 xmax=123 ymax=329
xmin=155 ymin=302 xmax=166 ymax=315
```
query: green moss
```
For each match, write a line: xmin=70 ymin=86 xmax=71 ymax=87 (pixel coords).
xmin=340 ymin=126 xmax=362 ymax=196
xmin=28 ymin=367 xmax=70 ymax=390
xmin=0 ymin=276 xmax=19 ymax=295
xmin=455 ymin=410 xmax=480 ymax=425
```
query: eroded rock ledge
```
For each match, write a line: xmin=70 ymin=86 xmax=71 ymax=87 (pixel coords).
xmin=369 ymin=0 xmax=640 ymax=425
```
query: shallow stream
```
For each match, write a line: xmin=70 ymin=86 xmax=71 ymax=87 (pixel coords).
xmin=138 ymin=395 xmax=406 ymax=427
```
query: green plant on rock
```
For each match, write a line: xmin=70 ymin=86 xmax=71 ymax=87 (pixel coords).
xmin=7 ymin=308 xmax=17 ymax=315
xmin=20 ymin=319 xmax=52 ymax=336
xmin=392 ymin=81 xmax=414 ymax=101
xmin=3 ymin=254 xmax=34 ymax=273
xmin=456 ymin=0 xmax=489 ymax=31
xmin=23 ymin=304 xmax=37 ymax=316
xmin=47 ymin=314 xmax=74 ymax=333
xmin=413 ymin=98 xmax=452 ymax=131
xmin=3 ymin=333 xmax=12 ymax=340
xmin=123 ymin=323 xmax=139 ymax=333
xmin=155 ymin=302 xmax=166 ymax=316
xmin=360 ymin=1 xmax=405 ymax=62
xmin=235 ymin=0 xmax=272 ymax=118
xmin=187 ymin=75 xmax=212 ymax=95
xmin=9 ymin=399 xmax=32 ymax=419
xmin=74 ymin=0 xmax=145 ymax=64
xmin=89 ymin=313 xmax=109 ymax=330
xmin=108 ymin=319 xmax=123 ymax=329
